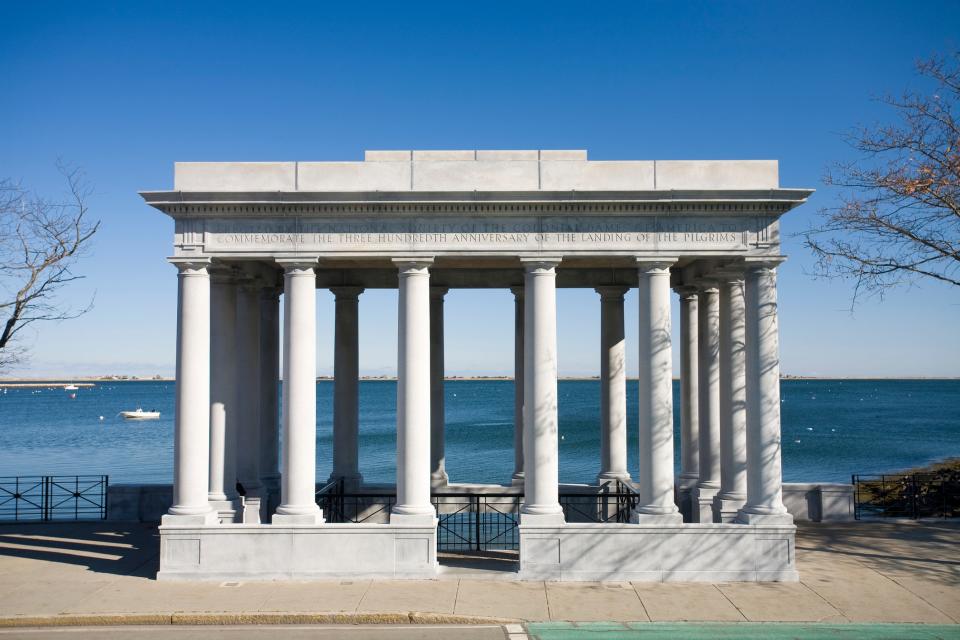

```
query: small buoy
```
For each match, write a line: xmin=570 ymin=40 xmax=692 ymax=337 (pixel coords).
xmin=560 ymin=435 xmax=565 ymax=440
xmin=99 ymin=416 xmax=104 ymax=421
xmin=794 ymin=439 xmax=801 ymax=444
xmin=806 ymin=427 xmax=813 ymax=431
xmin=831 ymin=428 xmax=836 ymax=432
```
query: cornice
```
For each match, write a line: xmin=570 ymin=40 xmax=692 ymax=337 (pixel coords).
xmin=141 ymin=189 xmax=811 ymax=219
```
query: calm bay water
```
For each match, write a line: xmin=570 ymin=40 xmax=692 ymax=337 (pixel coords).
xmin=1 ymin=379 xmax=958 ymax=484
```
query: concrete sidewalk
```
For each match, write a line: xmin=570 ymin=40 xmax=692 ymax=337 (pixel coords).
xmin=0 ymin=521 xmax=956 ymax=627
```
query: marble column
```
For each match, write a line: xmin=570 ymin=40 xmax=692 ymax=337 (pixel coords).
xmin=258 ymin=286 xmax=281 ymax=512
xmin=391 ymin=259 xmax=437 ymax=525
xmin=596 ymin=286 xmax=630 ymax=484
xmin=520 ymin=258 xmax=564 ymax=525
xmin=511 ymin=286 xmax=525 ymax=485
xmin=714 ymin=273 xmax=748 ymax=522
xmin=675 ymin=285 xmax=700 ymax=522
xmin=208 ymin=270 xmax=240 ymax=522
xmin=737 ymin=262 xmax=793 ymax=524
xmin=236 ymin=282 xmax=264 ymax=523
xmin=632 ymin=260 xmax=682 ymax=523
xmin=693 ymin=281 xmax=721 ymax=522
xmin=163 ymin=258 xmax=216 ymax=525
xmin=273 ymin=259 xmax=323 ymax=525
xmin=430 ymin=287 xmax=449 ymax=487
xmin=330 ymin=286 xmax=364 ymax=489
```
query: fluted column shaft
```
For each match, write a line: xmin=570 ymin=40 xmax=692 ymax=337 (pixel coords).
xmin=274 ymin=260 xmax=323 ymax=524
xmin=632 ymin=260 xmax=682 ymax=523
xmin=331 ymin=287 xmax=364 ymax=488
xmin=676 ymin=288 xmax=700 ymax=492
xmin=391 ymin=259 xmax=437 ymax=525
xmin=430 ymin=287 xmax=449 ymax=486
xmin=596 ymin=286 xmax=630 ymax=484
xmin=693 ymin=282 xmax=721 ymax=522
xmin=164 ymin=259 xmax=216 ymax=525
xmin=258 ymin=287 xmax=281 ymax=503
xmin=714 ymin=274 xmax=748 ymax=521
xmin=236 ymin=283 xmax=263 ymax=524
xmin=520 ymin=258 xmax=564 ymax=524
xmin=511 ymin=286 xmax=525 ymax=484
xmin=208 ymin=273 xmax=239 ymax=520
xmin=737 ymin=263 xmax=792 ymax=524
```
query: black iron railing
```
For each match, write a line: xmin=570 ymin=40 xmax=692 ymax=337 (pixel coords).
xmin=0 ymin=476 xmax=108 ymax=521
xmin=853 ymin=473 xmax=959 ymax=519
xmin=317 ymin=478 xmax=640 ymax=551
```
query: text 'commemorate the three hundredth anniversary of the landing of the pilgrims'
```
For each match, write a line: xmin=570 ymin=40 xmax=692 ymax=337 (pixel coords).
xmin=208 ymin=220 xmax=748 ymax=247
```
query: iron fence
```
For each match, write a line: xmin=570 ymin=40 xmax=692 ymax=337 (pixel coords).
xmin=853 ymin=473 xmax=959 ymax=519
xmin=317 ymin=478 xmax=639 ymax=551
xmin=0 ymin=476 xmax=108 ymax=521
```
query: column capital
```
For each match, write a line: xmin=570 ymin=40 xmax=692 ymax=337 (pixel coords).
xmin=168 ymin=257 xmax=211 ymax=274
xmin=692 ymin=278 xmax=720 ymax=294
xmin=330 ymin=286 xmax=364 ymax=300
xmin=636 ymin=257 xmax=676 ymax=274
xmin=276 ymin=257 xmax=319 ymax=274
xmin=208 ymin=263 xmax=241 ymax=284
xmin=430 ymin=286 xmax=449 ymax=300
xmin=595 ymin=285 xmax=630 ymax=300
xmin=743 ymin=255 xmax=787 ymax=272
xmin=673 ymin=284 xmax=699 ymax=299
xmin=510 ymin=285 xmax=525 ymax=299
xmin=392 ymin=257 xmax=434 ymax=273
xmin=520 ymin=256 xmax=562 ymax=272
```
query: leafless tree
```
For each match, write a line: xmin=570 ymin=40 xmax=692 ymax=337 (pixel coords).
xmin=0 ymin=164 xmax=100 ymax=370
xmin=802 ymin=53 xmax=960 ymax=303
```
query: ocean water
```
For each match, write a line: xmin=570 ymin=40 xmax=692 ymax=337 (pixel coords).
xmin=0 ymin=379 xmax=958 ymax=485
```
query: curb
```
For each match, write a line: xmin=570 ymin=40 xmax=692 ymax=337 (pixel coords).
xmin=0 ymin=612 xmax=518 ymax=628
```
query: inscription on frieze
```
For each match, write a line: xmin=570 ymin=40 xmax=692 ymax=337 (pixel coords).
xmin=202 ymin=216 xmax=765 ymax=253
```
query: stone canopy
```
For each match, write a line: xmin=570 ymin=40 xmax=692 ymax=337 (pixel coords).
xmin=141 ymin=150 xmax=812 ymax=288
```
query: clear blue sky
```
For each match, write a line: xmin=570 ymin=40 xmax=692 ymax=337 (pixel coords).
xmin=2 ymin=1 xmax=958 ymax=378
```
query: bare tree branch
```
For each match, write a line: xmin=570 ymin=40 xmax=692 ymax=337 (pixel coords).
xmin=802 ymin=52 xmax=960 ymax=305
xmin=0 ymin=163 xmax=100 ymax=371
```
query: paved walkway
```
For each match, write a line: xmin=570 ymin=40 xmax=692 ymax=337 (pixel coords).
xmin=0 ymin=520 xmax=956 ymax=628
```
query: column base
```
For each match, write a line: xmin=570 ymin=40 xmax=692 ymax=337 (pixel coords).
xmin=273 ymin=506 xmax=324 ymax=525
xmin=161 ymin=509 xmax=218 ymax=526
xmin=692 ymin=485 xmax=720 ymax=523
xmin=207 ymin=498 xmax=241 ymax=523
xmin=597 ymin=471 xmax=631 ymax=485
xmin=678 ymin=473 xmax=700 ymax=491
xmin=712 ymin=494 xmax=747 ymax=523
xmin=735 ymin=508 xmax=794 ymax=525
xmin=511 ymin=472 xmax=525 ymax=486
xmin=241 ymin=496 xmax=265 ymax=524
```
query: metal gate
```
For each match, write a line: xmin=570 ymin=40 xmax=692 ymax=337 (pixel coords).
xmin=853 ymin=473 xmax=959 ymax=519
xmin=317 ymin=479 xmax=639 ymax=552
xmin=0 ymin=476 xmax=109 ymax=521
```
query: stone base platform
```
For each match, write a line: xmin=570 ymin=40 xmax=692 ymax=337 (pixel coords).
xmin=519 ymin=523 xmax=797 ymax=582
xmin=158 ymin=523 xmax=438 ymax=581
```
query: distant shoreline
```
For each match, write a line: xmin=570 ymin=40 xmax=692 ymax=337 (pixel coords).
xmin=2 ymin=375 xmax=958 ymax=387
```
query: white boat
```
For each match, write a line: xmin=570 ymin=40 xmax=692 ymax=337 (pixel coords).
xmin=119 ymin=408 xmax=161 ymax=420
xmin=64 ymin=384 xmax=79 ymax=391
